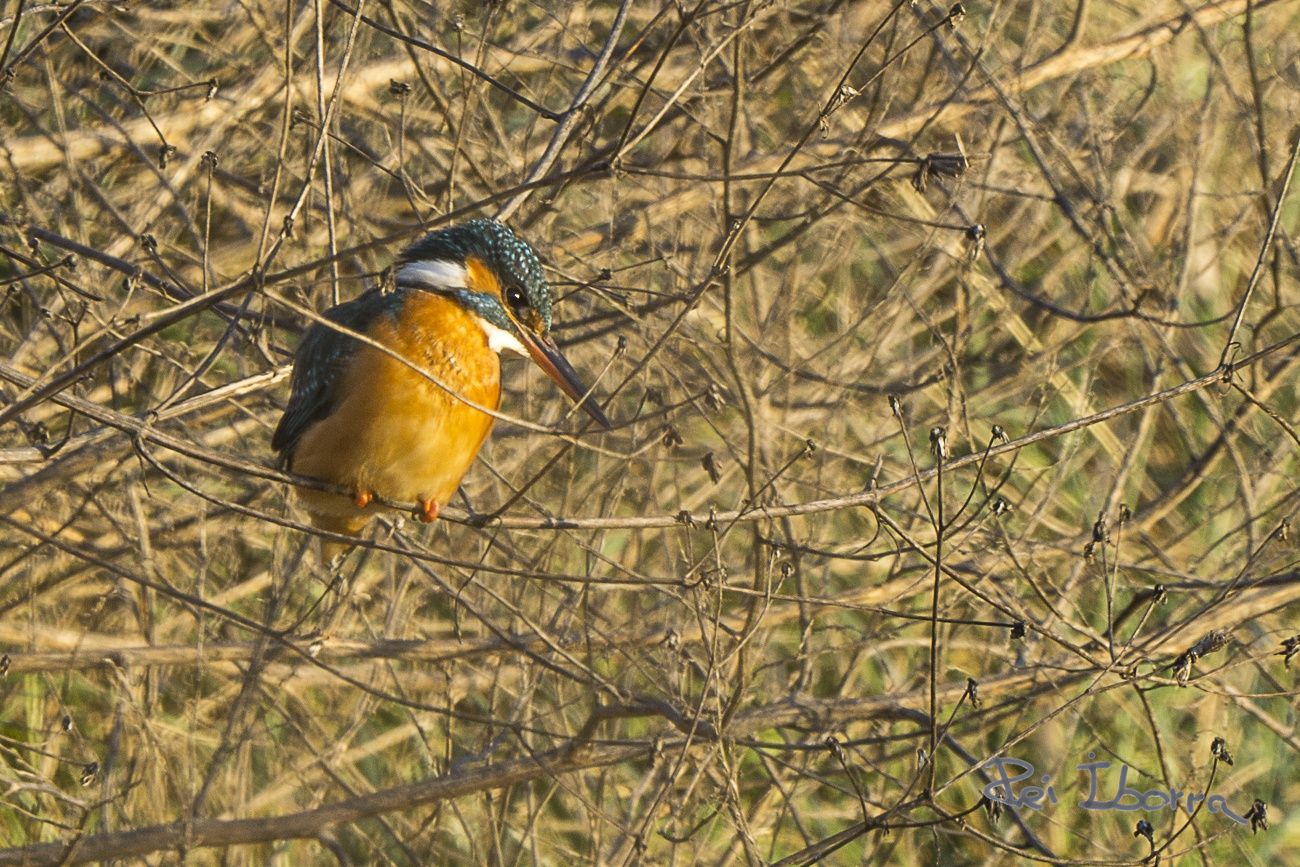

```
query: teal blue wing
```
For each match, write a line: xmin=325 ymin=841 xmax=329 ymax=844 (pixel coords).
xmin=271 ymin=289 xmax=404 ymax=463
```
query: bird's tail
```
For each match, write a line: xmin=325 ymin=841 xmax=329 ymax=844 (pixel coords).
xmin=311 ymin=512 xmax=370 ymax=563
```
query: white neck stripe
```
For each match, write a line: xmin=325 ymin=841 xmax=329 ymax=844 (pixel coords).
xmin=396 ymin=259 xmax=468 ymax=291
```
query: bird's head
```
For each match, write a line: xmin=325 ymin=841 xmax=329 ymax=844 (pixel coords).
xmin=395 ymin=218 xmax=610 ymax=428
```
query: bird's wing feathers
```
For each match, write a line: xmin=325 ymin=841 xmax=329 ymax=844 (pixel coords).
xmin=272 ymin=290 xmax=403 ymax=460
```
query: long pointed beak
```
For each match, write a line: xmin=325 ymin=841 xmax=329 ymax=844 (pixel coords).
xmin=519 ymin=331 xmax=612 ymax=429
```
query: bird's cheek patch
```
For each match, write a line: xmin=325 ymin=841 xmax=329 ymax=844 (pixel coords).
xmin=396 ymin=259 xmax=468 ymax=290
xmin=464 ymin=256 xmax=502 ymax=298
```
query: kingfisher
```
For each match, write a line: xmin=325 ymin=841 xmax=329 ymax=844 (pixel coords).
xmin=272 ymin=218 xmax=610 ymax=557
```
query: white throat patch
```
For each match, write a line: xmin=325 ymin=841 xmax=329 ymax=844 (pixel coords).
xmin=396 ymin=259 xmax=468 ymax=290
xmin=477 ymin=317 xmax=528 ymax=356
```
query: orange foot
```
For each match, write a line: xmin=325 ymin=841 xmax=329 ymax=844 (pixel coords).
xmin=353 ymin=488 xmax=374 ymax=509
xmin=415 ymin=496 xmax=439 ymax=523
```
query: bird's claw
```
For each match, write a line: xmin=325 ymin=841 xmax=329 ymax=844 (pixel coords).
xmin=415 ymin=497 xmax=439 ymax=523
xmin=353 ymin=488 xmax=374 ymax=509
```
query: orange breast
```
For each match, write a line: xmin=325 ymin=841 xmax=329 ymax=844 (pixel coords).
xmin=290 ymin=291 xmax=501 ymax=526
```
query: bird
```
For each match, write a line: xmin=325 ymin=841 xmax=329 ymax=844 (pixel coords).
xmin=272 ymin=218 xmax=610 ymax=558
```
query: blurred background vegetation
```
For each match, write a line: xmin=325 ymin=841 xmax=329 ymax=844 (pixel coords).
xmin=1 ymin=0 xmax=1298 ymax=863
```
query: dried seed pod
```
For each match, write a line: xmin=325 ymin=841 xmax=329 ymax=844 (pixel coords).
xmin=929 ymin=426 xmax=948 ymax=460
xmin=1246 ymin=799 xmax=1268 ymax=833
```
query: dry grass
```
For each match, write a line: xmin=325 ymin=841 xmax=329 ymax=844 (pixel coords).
xmin=1 ymin=0 xmax=1299 ymax=863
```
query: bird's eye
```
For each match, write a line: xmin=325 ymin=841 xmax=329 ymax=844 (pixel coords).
xmin=505 ymin=286 xmax=526 ymax=310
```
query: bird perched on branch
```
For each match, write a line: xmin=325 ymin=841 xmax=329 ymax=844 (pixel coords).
xmin=272 ymin=218 xmax=610 ymax=558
